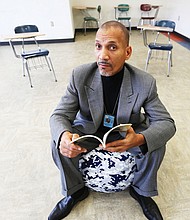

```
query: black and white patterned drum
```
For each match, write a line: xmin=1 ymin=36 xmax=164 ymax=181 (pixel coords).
xmin=79 ymin=147 xmax=136 ymax=193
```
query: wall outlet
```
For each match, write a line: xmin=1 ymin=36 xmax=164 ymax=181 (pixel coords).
xmin=50 ymin=21 xmax=54 ymax=27
xmin=178 ymin=16 xmax=180 ymax=21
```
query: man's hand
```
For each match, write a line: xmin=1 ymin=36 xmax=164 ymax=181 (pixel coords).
xmin=59 ymin=131 xmax=87 ymax=158
xmin=104 ymin=127 xmax=146 ymax=152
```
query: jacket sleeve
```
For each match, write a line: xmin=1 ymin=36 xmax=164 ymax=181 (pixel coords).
xmin=140 ymin=78 xmax=176 ymax=153
xmin=49 ymin=70 xmax=79 ymax=148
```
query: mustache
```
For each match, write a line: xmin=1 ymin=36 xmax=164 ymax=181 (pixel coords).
xmin=97 ymin=61 xmax=111 ymax=66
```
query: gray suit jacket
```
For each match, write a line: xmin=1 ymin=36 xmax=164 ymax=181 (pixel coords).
xmin=50 ymin=62 xmax=176 ymax=153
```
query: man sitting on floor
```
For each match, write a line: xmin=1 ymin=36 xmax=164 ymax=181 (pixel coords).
xmin=48 ymin=21 xmax=176 ymax=220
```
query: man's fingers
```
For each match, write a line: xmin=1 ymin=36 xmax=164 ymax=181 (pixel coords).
xmin=72 ymin=133 xmax=80 ymax=141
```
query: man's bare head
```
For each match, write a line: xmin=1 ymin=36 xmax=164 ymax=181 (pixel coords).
xmin=98 ymin=20 xmax=130 ymax=46
xmin=95 ymin=20 xmax=132 ymax=76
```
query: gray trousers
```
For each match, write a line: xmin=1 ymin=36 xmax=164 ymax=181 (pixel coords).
xmin=51 ymin=130 xmax=166 ymax=197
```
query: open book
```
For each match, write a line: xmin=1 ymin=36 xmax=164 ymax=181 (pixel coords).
xmin=70 ymin=123 xmax=132 ymax=148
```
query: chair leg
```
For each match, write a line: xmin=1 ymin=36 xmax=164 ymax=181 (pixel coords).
xmin=138 ymin=18 xmax=141 ymax=26
xmin=45 ymin=56 xmax=52 ymax=71
xmin=167 ymin=51 xmax=172 ymax=77
xmin=128 ymin=20 xmax=131 ymax=34
xmin=140 ymin=18 xmax=143 ymax=25
xmin=84 ymin=21 xmax=87 ymax=36
xmin=22 ymin=58 xmax=26 ymax=77
xmin=170 ymin=50 xmax=173 ymax=67
xmin=139 ymin=19 xmax=143 ymax=33
xmin=95 ymin=20 xmax=99 ymax=32
xmin=45 ymin=56 xmax=57 ymax=82
xmin=24 ymin=59 xmax=33 ymax=88
xmin=145 ymin=49 xmax=152 ymax=72
xmin=97 ymin=21 xmax=99 ymax=28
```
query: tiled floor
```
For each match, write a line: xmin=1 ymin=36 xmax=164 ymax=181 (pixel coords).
xmin=0 ymin=30 xmax=190 ymax=220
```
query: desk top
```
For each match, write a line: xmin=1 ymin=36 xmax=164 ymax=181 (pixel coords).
xmin=152 ymin=5 xmax=162 ymax=9
xmin=73 ymin=6 xmax=96 ymax=10
xmin=137 ymin=25 xmax=173 ymax=32
xmin=4 ymin=32 xmax=45 ymax=40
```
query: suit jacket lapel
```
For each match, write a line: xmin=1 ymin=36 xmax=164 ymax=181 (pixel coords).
xmin=85 ymin=69 xmax=104 ymax=129
xmin=85 ymin=66 xmax=138 ymax=128
xmin=117 ymin=66 xmax=138 ymax=124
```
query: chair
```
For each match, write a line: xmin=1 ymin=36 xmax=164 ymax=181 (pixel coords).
xmin=138 ymin=4 xmax=160 ymax=26
xmin=83 ymin=5 xmax=101 ymax=36
xmin=115 ymin=4 xmax=131 ymax=34
xmin=144 ymin=20 xmax=176 ymax=77
xmin=138 ymin=4 xmax=152 ymax=22
xmin=9 ymin=25 xmax=57 ymax=87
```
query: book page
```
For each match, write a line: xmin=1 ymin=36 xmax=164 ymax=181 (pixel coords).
xmin=102 ymin=123 xmax=132 ymax=147
xmin=70 ymin=123 xmax=132 ymax=148
xmin=70 ymin=134 xmax=103 ymax=146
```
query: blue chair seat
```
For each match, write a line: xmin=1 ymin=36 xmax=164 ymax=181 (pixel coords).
xmin=84 ymin=17 xmax=97 ymax=22
xmin=21 ymin=49 xmax=49 ymax=59
xmin=118 ymin=17 xmax=131 ymax=21
xmin=149 ymin=43 xmax=173 ymax=51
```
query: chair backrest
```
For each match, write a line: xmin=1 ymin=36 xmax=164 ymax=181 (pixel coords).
xmin=97 ymin=5 xmax=101 ymax=19
xmin=155 ymin=20 xmax=176 ymax=30
xmin=14 ymin=25 xmax=41 ymax=54
xmin=118 ymin=4 xmax=129 ymax=12
xmin=140 ymin=4 xmax=151 ymax=11
xmin=97 ymin=5 xmax=101 ymax=13
xmin=14 ymin=25 xmax=39 ymax=34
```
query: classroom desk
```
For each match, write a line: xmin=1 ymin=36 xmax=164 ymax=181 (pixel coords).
xmin=73 ymin=6 xmax=96 ymax=17
xmin=137 ymin=25 xmax=173 ymax=32
xmin=139 ymin=5 xmax=162 ymax=27
xmin=137 ymin=25 xmax=173 ymax=47
xmin=137 ymin=24 xmax=174 ymax=76
xmin=4 ymin=32 xmax=45 ymax=58
xmin=73 ymin=6 xmax=96 ymax=10
xmin=4 ymin=32 xmax=45 ymax=40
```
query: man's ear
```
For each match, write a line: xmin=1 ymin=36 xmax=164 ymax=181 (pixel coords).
xmin=125 ymin=46 xmax=132 ymax=60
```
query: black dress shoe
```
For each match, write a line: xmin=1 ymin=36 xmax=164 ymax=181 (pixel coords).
xmin=48 ymin=187 xmax=89 ymax=220
xmin=129 ymin=187 xmax=163 ymax=220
